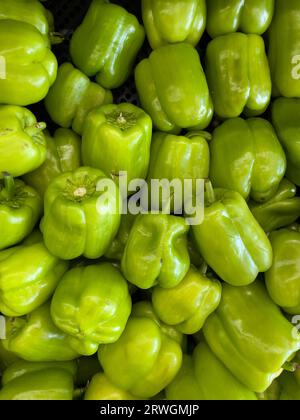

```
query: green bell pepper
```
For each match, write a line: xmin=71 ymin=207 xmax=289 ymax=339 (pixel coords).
xmin=70 ymin=0 xmax=145 ymax=89
xmin=98 ymin=301 xmax=183 ymax=399
xmin=206 ymin=33 xmax=271 ymax=118
xmin=265 ymin=225 xmax=300 ymax=315
xmin=269 ymin=0 xmax=300 ymax=98
xmin=23 ymin=128 xmax=81 ymax=198
xmin=2 ymin=303 xmax=79 ymax=362
xmin=203 ymin=281 xmax=300 ymax=393
xmin=85 ymin=373 xmax=137 ymax=400
xmin=206 ymin=0 xmax=274 ymax=38
xmin=272 ymin=98 xmax=300 ymax=186
xmin=0 ymin=20 xmax=57 ymax=106
xmin=82 ymin=103 xmax=152 ymax=188
xmin=0 ymin=175 xmax=42 ymax=250
xmin=152 ymin=266 xmax=222 ymax=335
xmin=121 ymin=214 xmax=190 ymax=290
xmin=250 ymin=179 xmax=300 ymax=233
xmin=105 ymin=213 xmax=136 ymax=261
xmin=192 ymin=186 xmax=273 ymax=286
xmin=0 ymin=231 xmax=68 ymax=317
xmin=166 ymin=342 xmax=257 ymax=400
xmin=135 ymin=43 xmax=213 ymax=133
xmin=0 ymin=361 xmax=76 ymax=400
xmin=0 ymin=106 xmax=47 ymax=178
xmin=41 ymin=167 xmax=121 ymax=260
xmin=210 ymin=118 xmax=286 ymax=202
xmin=51 ymin=263 xmax=132 ymax=356
xmin=45 ymin=63 xmax=113 ymax=135
xmin=142 ymin=0 xmax=206 ymax=49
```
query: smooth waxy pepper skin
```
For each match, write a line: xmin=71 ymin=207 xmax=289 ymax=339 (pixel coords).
xmin=121 ymin=214 xmax=190 ymax=290
xmin=45 ymin=63 xmax=113 ymax=135
xmin=70 ymin=0 xmax=145 ymax=89
xmin=135 ymin=43 xmax=213 ymax=133
xmin=210 ymin=118 xmax=286 ymax=202
xmin=51 ymin=263 xmax=132 ymax=356
xmin=0 ymin=106 xmax=47 ymax=178
xmin=85 ymin=373 xmax=138 ymax=401
xmin=98 ymin=302 xmax=183 ymax=399
xmin=265 ymin=226 xmax=300 ymax=315
xmin=0 ymin=232 xmax=69 ymax=317
xmin=206 ymin=33 xmax=271 ymax=118
xmin=203 ymin=281 xmax=300 ymax=393
xmin=0 ymin=176 xmax=42 ymax=250
xmin=272 ymin=98 xmax=300 ymax=186
xmin=166 ymin=343 xmax=257 ymax=400
xmin=82 ymin=104 xmax=152 ymax=188
xmin=206 ymin=0 xmax=274 ymax=38
xmin=41 ymin=167 xmax=121 ymax=260
xmin=142 ymin=0 xmax=206 ymax=49
xmin=23 ymin=128 xmax=82 ymax=198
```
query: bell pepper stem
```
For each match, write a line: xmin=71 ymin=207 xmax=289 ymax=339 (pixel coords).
xmin=2 ymin=173 xmax=15 ymax=201
xmin=283 ymin=361 xmax=299 ymax=373
xmin=205 ymin=180 xmax=216 ymax=206
xmin=199 ymin=262 xmax=208 ymax=275
xmin=24 ymin=122 xmax=47 ymax=139
xmin=50 ymin=31 xmax=65 ymax=45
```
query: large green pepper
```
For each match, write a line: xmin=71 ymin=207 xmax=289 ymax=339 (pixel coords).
xmin=166 ymin=343 xmax=257 ymax=400
xmin=269 ymin=0 xmax=300 ymax=97
xmin=142 ymin=0 xmax=206 ymax=49
xmin=135 ymin=43 xmax=213 ymax=133
xmin=210 ymin=118 xmax=286 ymax=202
xmin=0 ymin=20 xmax=57 ymax=106
xmin=0 ymin=175 xmax=42 ymax=250
xmin=206 ymin=33 xmax=271 ymax=118
xmin=70 ymin=0 xmax=145 ymax=89
xmin=272 ymin=98 xmax=300 ymax=186
xmin=85 ymin=373 xmax=137 ymax=400
xmin=192 ymin=186 xmax=272 ymax=286
xmin=41 ymin=167 xmax=121 ymax=260
xmin=152 ymin=266 xmax=222 ymax=335
xmin=265 ymin=226 xmax=300 ymax=315
xmin=0 ymin=232 xmax=68 ymax=317
xmin=121 ymin=214 xmax=190 ymax=289
xmin=23 ymin=128 xmax=81 ymax=198
xmin=82 ymin=103 xmax=152 ymax=188
xmin=51 ymin=263 xmax=132 ymax=356
xmin=45 ymin=63 xmax=113 ymax=135
xmin=250 ymin=179 xmax=300 ymax=233
xmin=206 ymin=0 xmax=274 ymax=38
xmin=2 ymin=303 xmax=79 ymax=362
xmin=0 ymin=106 xmax=47 ymax=178
xmin=203 ymin=281 xmax=300 ymax=393
xmin=98 ymin=302 xmax=183 ymax=399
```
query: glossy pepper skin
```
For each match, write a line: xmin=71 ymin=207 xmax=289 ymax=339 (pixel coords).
xmin=250 ymin=179 xmax=300 ymax=233
xmin=0 ymin=361 xmax=76 ymax=400
xmin=70 ymin=0 xmax=145 ymax=89
xmin=203 ymin=281 xmax=300 ymax=393
xmin=206 ymin=33 xmax=271 ymax=118
xmin=0 ymin=20 xmax=57 ymax=106
xmin=0 ymin=176 xmax=42 ymax=250
xmin=166 ymin=343 xmax=257 ymax=400
xmin=269 ymin=0 xmax=300 ymax=98
xmin=2 ymin=303 xmax=79 ymax=362
xmin=0 ymin=232 xmax=68 ymax=317
xmin=152 ymin=266 xmax=222 ymax=335
xmin=23 ymin=128 xmax=81 ymax=198
xmin=45 ymin=63 xmax=113 ymax=135
xmin=272 ymin=98 xmax=300 ymax=186
xmin=41 ymin=167 xmax=121 ymax=260
xmin=82 ymin=103 xmax=152 ymax=188
xmin=265 ymin=226 xmax=300 ymax=315
xmin=85 ymin=373 xmax=137 ymax=401
xmin=51 ymin=263 xmax=132 ymax=356
xmin=142 ymin=0 xmax=206 ymax=49
xmin=105 ymin=214 xmax=136 ymax=261
xmin=206 ymin=0 xmax=274 ymax=38
xmin=192 ymin=187 xmax=272 ymax=286
xmin=0 ymin=106 xmax=47 ymax=178
xmin=135 ymin=43 xmax=213 ymax=133
xmin=121 ymin=214 xmax=190 ymax=290
xmin=98 ymin=302 xmax=183 ymax=399
xmin=210 ymin=118 xmax=286 ymax=202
